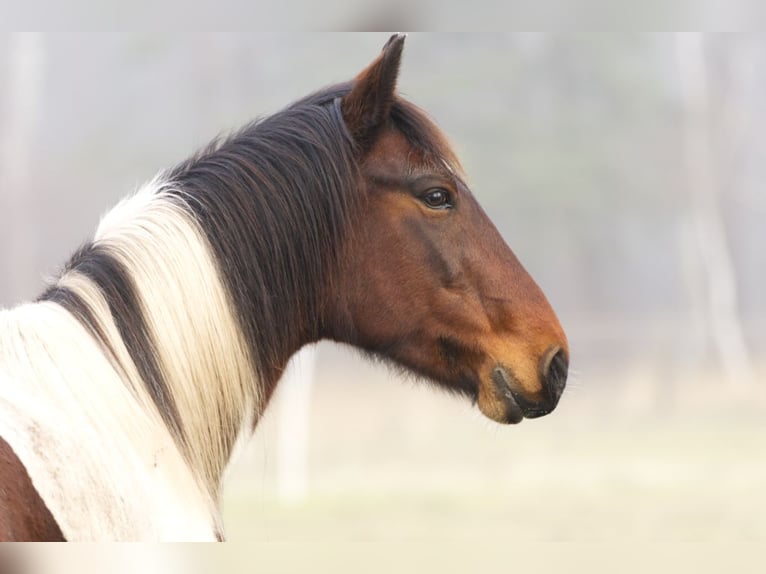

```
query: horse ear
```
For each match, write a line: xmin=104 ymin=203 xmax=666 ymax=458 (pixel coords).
xmin=342 ymin=33 xmax=406 ymax=148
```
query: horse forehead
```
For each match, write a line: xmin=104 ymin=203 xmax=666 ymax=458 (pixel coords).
xmin=362 ymin=128 xmax=451 ymax=175
xmin=363 ymin=129 xmax=412 ymax=169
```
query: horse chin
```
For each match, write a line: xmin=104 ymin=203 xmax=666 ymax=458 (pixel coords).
xmin=477 ymin=395 xmax=524 ymax=424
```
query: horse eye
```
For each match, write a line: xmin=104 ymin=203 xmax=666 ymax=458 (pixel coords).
xmin=422 ymin=189 xmax=452 ymax=209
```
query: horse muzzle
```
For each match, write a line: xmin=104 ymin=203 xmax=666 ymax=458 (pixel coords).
xmin=478 ymin=345 xmax=569 ymax=424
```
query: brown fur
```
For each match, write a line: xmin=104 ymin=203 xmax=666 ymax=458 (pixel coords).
xmin=325 ymin=127 xmax=567 ymax=420
xmin=0 ymin=437 xmax=64 ymax=541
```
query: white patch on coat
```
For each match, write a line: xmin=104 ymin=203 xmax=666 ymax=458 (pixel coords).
xmin=0 ymin=177 xmax=261 ymax=540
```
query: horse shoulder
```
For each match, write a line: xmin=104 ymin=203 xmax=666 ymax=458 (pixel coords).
xmin=0 ymin=435 xmax=65 ymax=541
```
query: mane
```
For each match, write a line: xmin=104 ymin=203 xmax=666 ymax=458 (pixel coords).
xmin=164 ymin=84 xmax=360 ymax=391
xmin=37 ymin=82 xmax=459 ymax=497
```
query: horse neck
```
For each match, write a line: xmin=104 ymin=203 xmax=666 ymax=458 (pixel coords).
xmin=47 ymin=105 xmax=359 ymax=498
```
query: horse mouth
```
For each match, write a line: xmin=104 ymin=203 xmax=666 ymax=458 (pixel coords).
xmin=488 ymin=368 xmax=525 ymax=424
xmin=480 ymin=366 xmax=555 ymax=424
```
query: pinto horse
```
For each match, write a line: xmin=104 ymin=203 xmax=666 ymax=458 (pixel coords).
xmin=0 ymin=35 xmax=568 ymax=541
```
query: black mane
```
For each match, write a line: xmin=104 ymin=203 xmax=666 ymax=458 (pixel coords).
xmin=166 ymin=84 xmax=361 ymax=391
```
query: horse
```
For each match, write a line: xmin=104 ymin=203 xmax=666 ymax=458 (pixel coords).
xmin=0 ymin=34 xmax=568 ymax=541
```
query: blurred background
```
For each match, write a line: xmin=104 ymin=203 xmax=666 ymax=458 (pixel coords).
xmin=0 ymin=33 xmax=764 ymax=557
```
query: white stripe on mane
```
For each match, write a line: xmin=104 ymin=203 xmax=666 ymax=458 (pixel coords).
xmin=0 ymin=177 xmax=261 ymax=540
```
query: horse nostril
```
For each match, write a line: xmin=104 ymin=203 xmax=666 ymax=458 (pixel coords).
xmin=542 ymin=347 xmax=568 ymax=406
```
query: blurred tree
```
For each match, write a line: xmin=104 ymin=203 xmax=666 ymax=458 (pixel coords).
xmin=0 ymin=33 xmax=45 ymax=304
xmin=675 ymin=32 xmax=753 ymax=388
